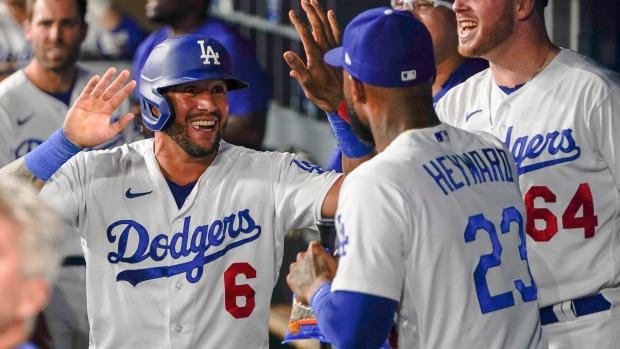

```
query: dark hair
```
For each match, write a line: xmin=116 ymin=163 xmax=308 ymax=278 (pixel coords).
xmin=26 ymin=0 xmax=87 ymax=22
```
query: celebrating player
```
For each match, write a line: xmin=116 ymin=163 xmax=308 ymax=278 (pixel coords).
xmin=286 ymin=8 xmax=547 ymax=348
xmin=435 ymin=0 xmax=620 ymax=347
xmin=0 ymin=34 xmax=356 ymax=348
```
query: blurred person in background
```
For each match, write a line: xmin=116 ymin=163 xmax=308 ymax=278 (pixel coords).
xmin=0 ymin=177 xmax=63 ymax=349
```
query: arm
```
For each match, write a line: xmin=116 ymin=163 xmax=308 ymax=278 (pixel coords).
xmin=288 ymin=1 xmax=374 ymax=217
xmin=287 ymin=241 xmax=396 ymax=348
xmin=0 ymin=68 xmax=136 ymax=190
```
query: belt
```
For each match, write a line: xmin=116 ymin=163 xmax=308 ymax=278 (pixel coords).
xmin=62 ymin=256 xmax=86 ymax=266
xmin=540 ymin=293 xmax=611 ymax=325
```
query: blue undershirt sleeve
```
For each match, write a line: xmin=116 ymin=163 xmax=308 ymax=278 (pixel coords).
xmin=310 ymin=282 xmax=397 ymax=349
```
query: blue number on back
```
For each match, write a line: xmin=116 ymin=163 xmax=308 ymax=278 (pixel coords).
xmin=464 ymin=207 xmax=538 ymax=314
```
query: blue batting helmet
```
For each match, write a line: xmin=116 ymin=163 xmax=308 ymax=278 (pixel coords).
xmin=139 ymin=34 xmax=249 ymax=131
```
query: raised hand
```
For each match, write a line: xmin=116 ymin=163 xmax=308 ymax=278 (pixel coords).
xmin=63 ymin=68 xmax=136 ymax=148
xmin=284 ymin=0 xmax=344 ymax=114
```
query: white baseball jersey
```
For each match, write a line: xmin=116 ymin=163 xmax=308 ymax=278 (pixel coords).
xmin=39 ymin=139 xmax=341 ymax=349
xmin=331 ymin=124 xmax=546 ymax=349
xmin=0 ymin=66 xmax=143 ymax=167
xmin=0 ymin=2 xmax=31 ymax=77
xmin=436 ymin=49 xmax=620 ymax=309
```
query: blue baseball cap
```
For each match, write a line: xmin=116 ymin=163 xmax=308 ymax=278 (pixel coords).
xmin=324 ymin=7 xmax=435 ymax=88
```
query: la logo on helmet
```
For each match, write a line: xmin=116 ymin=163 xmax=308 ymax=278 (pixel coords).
xmin=197 ymin=40 xmax=220 ymax=65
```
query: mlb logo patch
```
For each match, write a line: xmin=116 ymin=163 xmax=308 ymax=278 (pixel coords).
xmin=401 ymin=70 xmax=416 ymax=81
xmin=434 ymin=130 xmax=450 ymax=142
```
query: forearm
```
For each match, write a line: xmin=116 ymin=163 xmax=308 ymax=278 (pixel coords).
xmin=310 ymin=283 xmax=397 ymax=349
xmin=0 ymin=158 xmax=46 ymax=191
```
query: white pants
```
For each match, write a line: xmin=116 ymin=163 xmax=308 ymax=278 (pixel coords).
xmin=543 ymin=306 xmax=620 ymax=348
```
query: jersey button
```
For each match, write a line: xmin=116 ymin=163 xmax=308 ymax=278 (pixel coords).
xmin=500 ymin=125 xmax=507 ymax=132
xmin=176 ymin=282 xmax=183 ymax=289
xmin=503 ymin=104 xmax=511 ymax=110
xmin=175 ymin=325 xmax=183 ymax=332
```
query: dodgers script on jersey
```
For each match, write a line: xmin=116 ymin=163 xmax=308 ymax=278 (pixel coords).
xmin=0 ymin=67 xmax=142 ymax=167
xmin=331 ymin=124 xmax=546 ymax=348
xmin=39 ymin=139 xmax=341 ymax=348
xmin=436 ymin=49 xmax=620 ymax=313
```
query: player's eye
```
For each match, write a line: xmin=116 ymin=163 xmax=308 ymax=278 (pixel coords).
xmin=184 ymin=86 xmax=197 ymax=94
xmin=212 ymin=86 xmax=226 ymax=94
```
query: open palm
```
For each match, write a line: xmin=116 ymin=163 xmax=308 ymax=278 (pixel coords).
xmin=63 ymin=68 xmax=137 ymax=148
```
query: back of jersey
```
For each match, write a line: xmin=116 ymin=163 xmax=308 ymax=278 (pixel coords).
xmin=332 ymin=124 xmax=546 ymax=349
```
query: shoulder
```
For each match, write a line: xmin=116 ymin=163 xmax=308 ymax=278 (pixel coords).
xmin=550 ymin=49 xmax=620 ymax=91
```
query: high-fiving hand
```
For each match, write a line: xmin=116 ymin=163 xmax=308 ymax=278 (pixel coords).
xmin=284 ymin=0 xmax=344 ymax=114
xmin=64 ymin=68 xmax=136 ymax=148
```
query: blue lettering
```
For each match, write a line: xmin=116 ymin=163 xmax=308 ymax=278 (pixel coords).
xmin=438 ymin=156 xmax=464 ymax=190
xmin=504 ymin=126 xmax=581 ymax=175
xmin=447 ymin=155 xmax=472 ymax=186
xmin=482 ymin=148 xmax=504 ymax=181
xmin=469 ymin=151 xmax=493 ymax=182
xmin=423 ymin=160 xmax=453 ymax=195
xmin=108 ymin=210 xmax=262 ymax=286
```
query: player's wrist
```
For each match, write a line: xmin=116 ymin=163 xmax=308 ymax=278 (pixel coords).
xmin=24 ymin=128 xmax=83 ymax=181
xmin=326 ymin=112 xmax=374 ymax=158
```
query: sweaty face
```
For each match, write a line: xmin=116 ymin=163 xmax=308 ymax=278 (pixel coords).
xmin=456 ymin=0 xmax=515 ymax=58
xmin=161 ymin=79 xmax=229 ymax=158
xmin=145 ymin=0 xmax=194 ymax=24
xmin=25 ymin=0 xmax=85 ymax=72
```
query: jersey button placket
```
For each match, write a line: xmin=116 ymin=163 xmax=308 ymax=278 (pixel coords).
xmin=175 ymin=325 xmax=183 ymax=333
xmin=176 ymin=281 xmax=183 ymax=290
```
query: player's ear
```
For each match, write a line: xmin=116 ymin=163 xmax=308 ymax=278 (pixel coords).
xmin=24 ymin=19 xmax=32 ymax=41
xmin=17 ymin=276 xmax=51 ymax=321
xmin=150 ymin=105 xmax=161 ymax=117
xmin=349 ymin=75 xmax=366 ymax=104
xmin=515 ymin=0 xmax=536 ymax=21
xmin=80 ymin=21 xmax=89 ymax=44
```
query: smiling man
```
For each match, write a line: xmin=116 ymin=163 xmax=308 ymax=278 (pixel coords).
xmin=436 ymin=0 xmax=620 ymax=347
xmin=0 ymin=34 xmax=356 ymax=348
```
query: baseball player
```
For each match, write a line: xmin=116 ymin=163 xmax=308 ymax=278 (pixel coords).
xmin=0 ymin=34 xmax=350 ymax=348
xmin=287 ymin=8 xmax=546 ymax=348
xmin=434 ymin=0 xmax=620 ymax=347
xmin=326 ymin=0 xmax=488 ymax=173
xmin=0 ymin=1 xmax=143 ymax=347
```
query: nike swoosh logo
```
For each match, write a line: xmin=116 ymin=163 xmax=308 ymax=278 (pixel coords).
xmin=125 ymin=188 xmax=153 ymax=199
xmin=466 ymin=109 xmax=483 ymax=122
xmin=17 ymin=113 xmax=34 ymax=126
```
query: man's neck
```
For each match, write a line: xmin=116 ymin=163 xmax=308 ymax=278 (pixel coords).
xmin=23 ymin=60 xmax=77 ymax=94
xmin=485 ymin=29 xmax=558 ymax=88
xmin=153 ymin=136 xmax=218 ymax=186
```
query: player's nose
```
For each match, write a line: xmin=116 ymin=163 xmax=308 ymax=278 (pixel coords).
xmin=195 ymin=92 xmax=218 ymax=113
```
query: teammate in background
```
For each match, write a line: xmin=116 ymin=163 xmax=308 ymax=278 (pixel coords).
xmin=0 ymin=0 xmax=144 ymax=81
xmin=0 ymin=177 xmax=64 ymax=349
xmin=434 ymin=0 xmax=620 ymax=347
xmin=0 ymin=33 xmax=365 ymax=348
xmin=0 ymin=0 xmax=143 ymax=347
xmin=133 ymin=0 xmax=270 ymax=150
xmin=325 ymin=0 xmax=487 ymax=172
xmin=286 ymin=8 xmax=546 ymax=348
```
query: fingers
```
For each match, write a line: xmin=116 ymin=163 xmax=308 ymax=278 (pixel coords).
xmin=310 ymin=0 xmax=338 ymax=49
xmin=79 ymin=74 xmax=101 ymax=101
xmin=108 ymin=79 xmax=136 ymax=109
xmin=91 ymin=67 xmax=117 ymax=99
xmin=328 ymin=11 xmax=342 ymax=46
xmin=110 ymin=112 xmax=135 ymax=134
xmin=289 ymin=10 xmax=321 ymax=67
xmin=283 ymin=51 xmax=309 ymax=83
xmin=101 ymin=69 xmax=131 ymax=101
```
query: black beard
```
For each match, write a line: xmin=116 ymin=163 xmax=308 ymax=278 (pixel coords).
xmin=345 ymin=100 xmax=375 ymax=148
xmin=161 ymin=117 xmax=223 ymax=158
